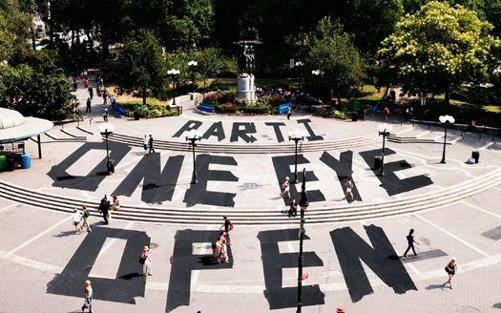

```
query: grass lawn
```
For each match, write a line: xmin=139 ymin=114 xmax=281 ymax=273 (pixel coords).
xmin=119 ymin=97 xmax=166 ymax=106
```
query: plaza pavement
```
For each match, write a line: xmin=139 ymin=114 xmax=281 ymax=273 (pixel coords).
xmin=0 ymin=84 xmax=500 ymax=312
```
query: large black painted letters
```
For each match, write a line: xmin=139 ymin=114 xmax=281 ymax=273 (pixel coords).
xmin=183 ymin=154 xmax=238 ymax=206
xmin=265 ymin=122 xmax=286 ymax=143
xmin=359 ymin=148 xmax=433 ymax=196
xmin=202 ymin=121 xmax=226 ymax=141
xmin=271 ymin=155 xmax=325 ymax=204
xmin=166 ymin=229 xmax=233 ymax=312
xmin=320 ymin=151 xmax=362 ymax=202
xmin=297 ymin=119 xmax=323 ymax=141
xmin=330 ymin=225 xmax=417 ymax=302
xmin=230 ymin=122 xmax=257 ymax=143
xmin=48 ymin=141 xmax=131 ymax=191
xmin=257 ymin=229 xmax=325 ymax=309
xmin=112 ymin=154 xmax=184 ymax=203
xmin=47 ymin=228 xmax=150 ymax=303
xmin=172 ymin=120 xmax=203 ymax=138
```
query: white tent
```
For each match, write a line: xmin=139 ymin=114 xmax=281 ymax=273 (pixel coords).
xmin=0 ymin=108 xmax=53 ymax=157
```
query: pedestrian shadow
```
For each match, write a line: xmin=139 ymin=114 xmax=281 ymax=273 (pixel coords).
xmin=425 ymin=283 xmax=448 ymax=290
xmin=119 ymin=272 xmax=143 ymax=280
xmin=53 ymin=230 xmax=78 ymax=237
xmin=386 ymin=254 xmax=400 ymax=260
xmin=493 ymin=303 xmax=501 ymax=309
xmin=198 ymin=255 xmax=226 ymax=266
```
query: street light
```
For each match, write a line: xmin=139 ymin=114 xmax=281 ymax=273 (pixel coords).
xmin=311 ymin=69 xmax=323 ymax=76
xmin=289 ymin=129 xmax=305 ymax=184
xmin=377 ymin=124 xmax=393 ymax=176
xmin=98 ymin=123 xmax=115 ymax=174
xmin=439 ymin=115 xmax=455 ymax=164
xmin=167 ymin=68 xmax=181 ymax=106
xmin=297 ymin=168 xmax=309 ymax=313
xmin=188 ymin=60 xmax=198 ymax=99
xmin=186 ymin=130 xmax=202 ymax=184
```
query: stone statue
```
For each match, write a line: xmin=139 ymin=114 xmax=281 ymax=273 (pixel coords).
xmin=240 ymin=43 xmax=255 ymax=74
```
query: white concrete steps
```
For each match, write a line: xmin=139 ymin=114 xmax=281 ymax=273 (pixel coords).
xmin=0 ymin=168 xmax=499 ymax=225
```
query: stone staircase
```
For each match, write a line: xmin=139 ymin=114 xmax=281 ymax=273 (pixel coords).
xmin=388 ymin=134 xmax=438 ymax=144
xmin=43 ymin=127 xmax=88 ymax=143
xmin=1 ymin=169 xmax=500 ymax=226
xmin=110 ymin=132 xmax=380 ymax=154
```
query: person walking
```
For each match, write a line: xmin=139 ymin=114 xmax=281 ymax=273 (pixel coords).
xmin=215 ymin=233 xmax=228 ymax=263
xmin=403 ymin=229 xmax=419 ymax=257
xmin=99 ymin=195 xmax=110 ymax=225
xmin=111 ymin=195 xmax=120 ymax=211
xmin=81 ymin=280 xmax=93 ymax=313
xmin=102 ymin=90 xmax=108 ymax=106
xmin=280 ymin=176 xmax=290 ymax=199
xmin=148 ymin=134 xmax=155 ymax=154
xmin=72 ymin=208 xmax=82 ymax=234
xmin=287 ymin=105 xmax=292 ymax=120
xmin=221 ymin=216 xmax=233 ymax=244
xmin=103 ymin=108 xmax=108 ymax=122
xmin=345 ymin=178 xmax=354 ymax=202
xmin=143 ymin=135 xmax=148 ymax=153
xmin=81 ymin=206 xmax=92 ymax=232
xmin=86 ymin=97 xmax=92 ymax=113
xmin=139 ymin=246 xmax=152 ymax=276
xmin=88 ymin=86 xmax=94 ymax=100
xmin=288 ymin=199 xmax=298 ymax=217
xmin=444 ymin=258 xmax=457 ymax=289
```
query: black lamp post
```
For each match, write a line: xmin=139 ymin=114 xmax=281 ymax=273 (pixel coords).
xmin=99 ymin=123 xmax=114 ymax=174
xmin=186 ymin=131 xmax=202 ymax=184
xmin=297 ymin=168 xmax=309 ymax=313
xmin=377 ymin=124 xmax=393 ymax=176
xmin=439 ymin=115 xmax=455 ymax=164
xmin=289 ymin=130 xmax=305 ymax=184
xmin=188 ymin=60 xmax=198 ymax=100
xmin=168 ymin=68 xmax=180 ymax=106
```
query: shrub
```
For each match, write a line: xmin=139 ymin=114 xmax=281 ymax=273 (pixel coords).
xmin=119 ymin=98 xmax=178 ymax=118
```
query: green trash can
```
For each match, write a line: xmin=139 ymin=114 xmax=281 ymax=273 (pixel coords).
xmin=0 ymin=155 xmax=6 ymax=172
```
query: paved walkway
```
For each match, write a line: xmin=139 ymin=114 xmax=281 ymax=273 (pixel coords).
xmin=0 ymin=81 xmax=499 ymax=312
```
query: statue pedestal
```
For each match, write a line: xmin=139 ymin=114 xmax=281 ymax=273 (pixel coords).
xmin=236 ymin=73 xmax=256 ymax=103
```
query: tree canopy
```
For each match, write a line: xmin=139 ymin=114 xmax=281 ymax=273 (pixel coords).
xmin=116 ymin=30 xmax=166 ymax=105
xmin=306 ymin=18 xmax=365 ymax=103
xmin=378 ymin=1 xmax=498 ymax=104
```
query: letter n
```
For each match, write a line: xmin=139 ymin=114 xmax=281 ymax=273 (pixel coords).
xmin=330 ymin=225 xmax=417 ymax=302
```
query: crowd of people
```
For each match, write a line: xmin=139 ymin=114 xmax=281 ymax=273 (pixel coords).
xmin=73 ymin=69 xmax=116 ymax=122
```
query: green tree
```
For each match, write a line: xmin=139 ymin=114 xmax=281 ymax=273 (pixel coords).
xmin=195 ymin=47 xmax=236 ymax=87
xmin=331 ymin=0 xmax=403 ymax=56
xmin=0 ymin=50 xmax=77 ymax=120
xmin=305 ymin=17 xmax=365 ymax=104
xmin=159 ymin=0 xmax=214 ymax=50
xmin=116 ymin=29 xmax=166 ymax=105
xmin=0 ymin=0 xmax=31 ymax=61
xmin=403 ymin=0 xmax=500 ymax=36
xmin=378 ymin=1 xmax=499 ymax=105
